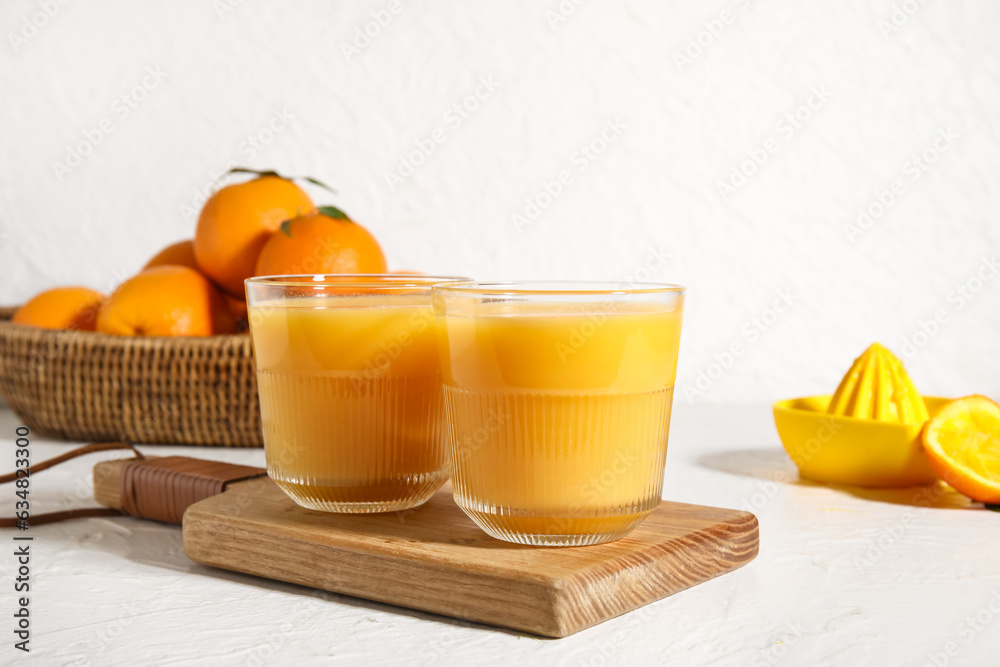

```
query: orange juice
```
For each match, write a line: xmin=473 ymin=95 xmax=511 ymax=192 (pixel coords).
xmin=436 ymin=298 xmax=683 ymax=545
xmin=249 ymin=294 xmax=448 ymax=512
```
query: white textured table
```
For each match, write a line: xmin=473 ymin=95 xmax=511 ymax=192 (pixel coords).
xmin=1 ymin=404 xmax=997 ymax=666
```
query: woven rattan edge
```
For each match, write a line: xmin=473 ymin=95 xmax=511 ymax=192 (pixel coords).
xmin=0 ymin=306 xmax=261 ymax=447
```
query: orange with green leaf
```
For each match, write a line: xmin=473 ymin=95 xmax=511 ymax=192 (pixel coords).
xmin=194 ymin=169 xmax=317 ymax=297
xmin=254 ymin=206 xmax=387 ymax=276
xmin=11 ymin=168 xmax=403 ymax=337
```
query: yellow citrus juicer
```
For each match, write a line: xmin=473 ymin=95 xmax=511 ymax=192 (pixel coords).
xmin=773 ymin=343 xmax=944 ymax=487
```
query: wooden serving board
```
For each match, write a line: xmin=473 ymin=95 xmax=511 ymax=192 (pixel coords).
xmin=180 ymin=478 xmax=758 ymax=638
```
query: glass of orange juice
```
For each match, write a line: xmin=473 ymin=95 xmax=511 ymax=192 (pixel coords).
xmin=246 ymin=274 xmax=466 ymax=513
xmin=433 ymin=281 xmax=685 ymax=546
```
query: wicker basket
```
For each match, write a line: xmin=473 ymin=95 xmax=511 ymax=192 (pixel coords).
xmin=0 ymin=306 xmax=262 ymax=447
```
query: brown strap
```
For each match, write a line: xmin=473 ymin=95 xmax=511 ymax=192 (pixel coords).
xmin=0 ymin=442 xmax=143 ymax=528
xmin=0 ymin=441 xmax=143 ymax=484
xmin=14 ymin=507 xmax=125 ymax=526
xmin=119 ymin=457 xmax=266 ymax=524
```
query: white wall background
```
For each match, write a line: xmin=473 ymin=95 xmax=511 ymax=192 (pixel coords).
xmin=1 ymin=0 xmax=998 ymax=404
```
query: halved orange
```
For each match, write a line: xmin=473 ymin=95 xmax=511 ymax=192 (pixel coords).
xmin=921 ymin=395 xmax=1000 ymax=503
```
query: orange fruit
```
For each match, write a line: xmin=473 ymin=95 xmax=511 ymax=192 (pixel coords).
xmin=226 ymin=294 xmax=248 ymax=320
xmin=254 ymin=206 xmax=387 ymax=276
xmin=145 ymin=238 xmax=248 ymax=325
xmin=12 ymin=286 xmax=105 ymax=331
xmin=921 ymin=395 xmax=1000 ymax=503
xmin=194 ymin=175 xmax=314 ymax=296
xmin=97 ymin=266 xmax=237 ymax=336
xmin=225 ymin=294 xmax=249 ymax=332
xmin=144 ymin=239 xmax=199 ymax=271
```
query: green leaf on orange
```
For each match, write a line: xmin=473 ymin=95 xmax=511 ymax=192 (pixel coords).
xmin=228 ymin=167 xmax=280 ymax=179
xmin=303 ymin=176 xmax=337 ymax=195
xmin=317 ymin=205 xmax=349 ymax=220
xmin=227 ymin=168 xmax=336 ymax=196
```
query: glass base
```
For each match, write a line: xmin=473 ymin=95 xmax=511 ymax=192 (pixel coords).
xmin=457 ymin=502 xmax=656 ymax=547
xmin=272 ymin=471 xmax=448 ymax=513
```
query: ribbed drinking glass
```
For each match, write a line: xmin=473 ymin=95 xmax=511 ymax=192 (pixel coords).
xmin=247 ymin=274 xmax=466 ymax=512
xmin=433 ymin=281 xmax=685 ymax=546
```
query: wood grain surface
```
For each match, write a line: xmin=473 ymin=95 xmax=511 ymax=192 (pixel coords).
xmin=92 ymin=457 xmax=134 ymax=510
xmin=180 ymin=478 xmax=759 ymax=638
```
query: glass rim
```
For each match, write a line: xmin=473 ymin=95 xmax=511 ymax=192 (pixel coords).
xmin=432 ymin=280 xmax=686 ymax=296
xmin=246 ymin=274 xmax=469 ymax=289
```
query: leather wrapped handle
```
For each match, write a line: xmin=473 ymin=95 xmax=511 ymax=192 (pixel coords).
xmin=117 ymin=457 xmax=267 ymax=524
xmin=0 ymin=443 xmax=266 ymax=528
xmin=93 ymin=456 xmax=268 ymax=523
